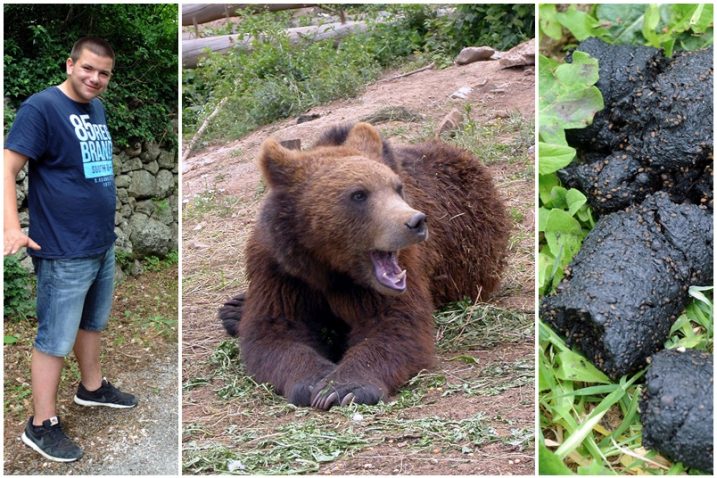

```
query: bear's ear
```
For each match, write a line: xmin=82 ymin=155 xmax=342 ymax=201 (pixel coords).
xmin=345 ymin=122 xmax=383 ymax=162
xmin=258 ymin=138 xmax=303 ymax=188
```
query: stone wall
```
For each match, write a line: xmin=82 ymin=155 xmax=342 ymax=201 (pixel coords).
xmin=14 ymin=141 xmax=178 ymax=269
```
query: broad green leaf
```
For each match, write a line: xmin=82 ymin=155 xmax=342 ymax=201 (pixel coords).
xmin=538 ymin=142 xmax=576 ymax=175
xmin=595 ymin=5 xmax=647 ymax=44
xmin=566 ymin=189 xmax=588 ymax=216
xmin=539 ymin=173 xmax=560 ymax=206
xmin=578 ymin=460 xmax=617 ymax=475
xmin=641 ymin=4 xmax=661 ymax=47
xmin=4 ymin=335 xmax=19 ymax=345
xmin=555 ymin=349 xmax=611 ymax=384
xmin=545 ymin=208 xmax=583 ymax=234
xmin=539 ymin=4 xmax=564 ymax=40
xmin=555 ymin=5 xmax=601 ymax=41
xmin=539 ymin=52 xmax=604 ymax=146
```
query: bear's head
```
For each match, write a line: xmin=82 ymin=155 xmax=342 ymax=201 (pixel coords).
xmin=258 ymin=123 xmax=428 ymax=295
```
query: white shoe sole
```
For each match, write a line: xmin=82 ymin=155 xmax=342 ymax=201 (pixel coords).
xmin=21 ymin=431 xmax=81 ymax=462
xmin=73 ymin=395 xmax=137 ymax=408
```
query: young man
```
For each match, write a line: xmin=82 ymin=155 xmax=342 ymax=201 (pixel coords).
xmin=4 ymin=37 xmax=137 ymax=463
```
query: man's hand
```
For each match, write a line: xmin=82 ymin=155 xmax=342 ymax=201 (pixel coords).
xmin=4 ymin=228 xmax=41 ymax=256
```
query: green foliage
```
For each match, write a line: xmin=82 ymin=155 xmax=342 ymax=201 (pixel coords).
xmin=540 ymin=4 xmax=713 ymax=56
xmin=183 ymin=5 xmax=534 ymax=148
xmin=4 ymin=5 xmax=178 ymax=147
xmin=3 ymin=256 xmax=35 ymax=321
xmin=538 ymin=52 xmax=601 ymax=295
xmin=424 ymin=4 xmax=534 ymax=58
xmin=142 ymin=251 xmax=179 ymax=272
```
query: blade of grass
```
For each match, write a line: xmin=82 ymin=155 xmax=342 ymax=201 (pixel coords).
xmin=555 ymin=372 xmax=643 ymax=459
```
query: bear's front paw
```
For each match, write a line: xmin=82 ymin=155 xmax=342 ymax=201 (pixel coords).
xmin=287 ymin=381 xmax=316 ymax=407
xmin=310 ymin=381 xmax=384 ymax=410
xmin=218 ymin=292 xmax=246 ymax=336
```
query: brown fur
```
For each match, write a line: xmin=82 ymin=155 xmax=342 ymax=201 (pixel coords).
xmin=219 ymin=123 xmax=509 ymax=409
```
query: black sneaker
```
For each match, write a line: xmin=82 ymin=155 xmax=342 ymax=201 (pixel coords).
xmin=21 ymin=416 xmax=83 ymax=462
xmin=73 ymin=378 xmax=138 ymax=409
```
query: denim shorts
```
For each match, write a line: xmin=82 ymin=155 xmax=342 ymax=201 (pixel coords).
xmin=32 ymin=245 xmax=115 ymax=357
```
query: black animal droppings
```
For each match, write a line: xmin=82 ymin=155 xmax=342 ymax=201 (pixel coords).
xmin=640 ymin=349 xmax=713 ymax=473
xmin=560 ymin=38 xmax=713 ymax=215
xmin=541 ymin=192 xmax=712 ymax=379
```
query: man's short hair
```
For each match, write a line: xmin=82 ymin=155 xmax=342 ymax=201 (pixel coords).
xmin=70 ymin=37 xmax=115 ymax=64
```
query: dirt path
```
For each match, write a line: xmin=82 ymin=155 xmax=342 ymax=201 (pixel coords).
xmin=182 ymin=58 xmax=535 ymax=474
xmin=4 ymin=267 xmax=179 ymax=475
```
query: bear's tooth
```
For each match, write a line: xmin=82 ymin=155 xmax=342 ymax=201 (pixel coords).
xmin=397 ymin=270 xmax=407 ymax=280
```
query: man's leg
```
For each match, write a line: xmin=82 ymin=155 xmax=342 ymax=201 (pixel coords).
xmin=30 ymin=349 xmax=64 ymax=425
xmin=73 ymin=330 xmax=103 ymax=391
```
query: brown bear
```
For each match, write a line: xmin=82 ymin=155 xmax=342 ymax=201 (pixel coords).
xmin=219 ymin=122 xmax=509 ymax=410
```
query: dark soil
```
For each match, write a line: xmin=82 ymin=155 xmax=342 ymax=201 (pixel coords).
xmin=3 ymin=265 xmax=178 ymax=475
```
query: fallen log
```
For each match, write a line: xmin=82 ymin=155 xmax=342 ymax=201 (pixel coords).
xmin=183 ymin=20 xmax=368 ymax=68
xmin=182 ymin=4 xmax=314 ymax=26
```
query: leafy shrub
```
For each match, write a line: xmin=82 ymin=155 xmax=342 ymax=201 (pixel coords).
xmin=425 ymin=4 xmax=534 ymax=56
xmin=3 ymin=256 xmax=35 ymax=321
xmin=4 ymin=5 xmax=178 ymax=147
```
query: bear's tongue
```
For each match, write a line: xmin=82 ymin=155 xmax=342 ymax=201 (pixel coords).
xmin=370 ymin=251 xmax=407 ymax=292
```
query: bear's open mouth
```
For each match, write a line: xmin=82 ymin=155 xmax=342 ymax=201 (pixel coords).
xmin=370 ymin=251 xmax=407 ymax=292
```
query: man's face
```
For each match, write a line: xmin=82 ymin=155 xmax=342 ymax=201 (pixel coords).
xmin=65 ymin=48 xmax=113 ymax=103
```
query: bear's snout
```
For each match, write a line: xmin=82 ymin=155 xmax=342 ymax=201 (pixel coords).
xmin=405 ymin=212 xmax=428 ymax=240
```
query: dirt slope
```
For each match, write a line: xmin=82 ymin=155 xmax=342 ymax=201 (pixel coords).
xmin=182 ymin=58 xmax=535 ymax=474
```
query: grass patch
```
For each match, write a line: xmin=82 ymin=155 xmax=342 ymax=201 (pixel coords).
xmin=441 ymin=109 xmax=534 ymax=166
xmin=183 ymin=189 xmax=241 ymax=221
xmin=435 ymin=300 xmax=533 ymax=352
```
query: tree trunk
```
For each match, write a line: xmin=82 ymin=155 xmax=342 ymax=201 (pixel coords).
xmin=183 ymin=20 xmax=368 ymax=68
xmin=182 ymin=4 xmax=314 ymax=26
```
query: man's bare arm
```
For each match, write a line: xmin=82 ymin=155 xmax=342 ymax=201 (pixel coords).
xmin=4 ymin=149 xmax=41 ymax=255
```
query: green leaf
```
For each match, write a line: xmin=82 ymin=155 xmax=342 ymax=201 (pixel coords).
xmin=539 ymin=4 xmax=564 ymax=40
xmin=539 ymin=52 xmax=604 ymax=146
xmin=595 ymin=5 xmax=648 ymax=44
xmin=555 ymin=350 xmax=611 ymax=384
xmin=539 ymin=440 xmax=575 ymax=475
xmin=554 ymin=373 xmax=642 ymax=459
xmin=641 ymin=4 xmax=661 ymax=47
xmin=545 ymin=209 xmax=583 ymax=235
xmin=538 ymin=142 xmax=576 ymax=175
xmin=566 ymin=189 xmax=588 ymax=216
xmin=4 ymin=335 xmax=19 ymax=345
xmin=555 ymin=5 xmax=600 ymax=41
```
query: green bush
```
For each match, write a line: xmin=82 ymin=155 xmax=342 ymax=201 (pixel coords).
xmin=3 ymin=256 xmax=35 ymax=321
xmin=4 ymin=5 xmax=178 ymax=147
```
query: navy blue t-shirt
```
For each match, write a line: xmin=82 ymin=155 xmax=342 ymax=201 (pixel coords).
xmin=6 ymin=86 xmax=116 ymax=258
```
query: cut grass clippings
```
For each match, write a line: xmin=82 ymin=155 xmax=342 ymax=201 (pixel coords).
xmin=183 ymin=300 xmax=534 ymax=474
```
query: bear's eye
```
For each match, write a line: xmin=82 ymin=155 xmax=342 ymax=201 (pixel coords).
xmin=350 ymin=190 xmax=368 ymax=202
xmin=396 ymin=184 xmax=404 ymax=197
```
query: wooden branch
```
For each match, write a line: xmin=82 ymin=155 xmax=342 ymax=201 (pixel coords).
xmin=183 ymin=20 xmax=368 ymax=68
xmin=380 ymin=62 xmax=435 ymax=82
xmin=182 ymin=96 xmax=229 ymax=162
xmin=182 ymin=4 xmax=314 ymax=26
